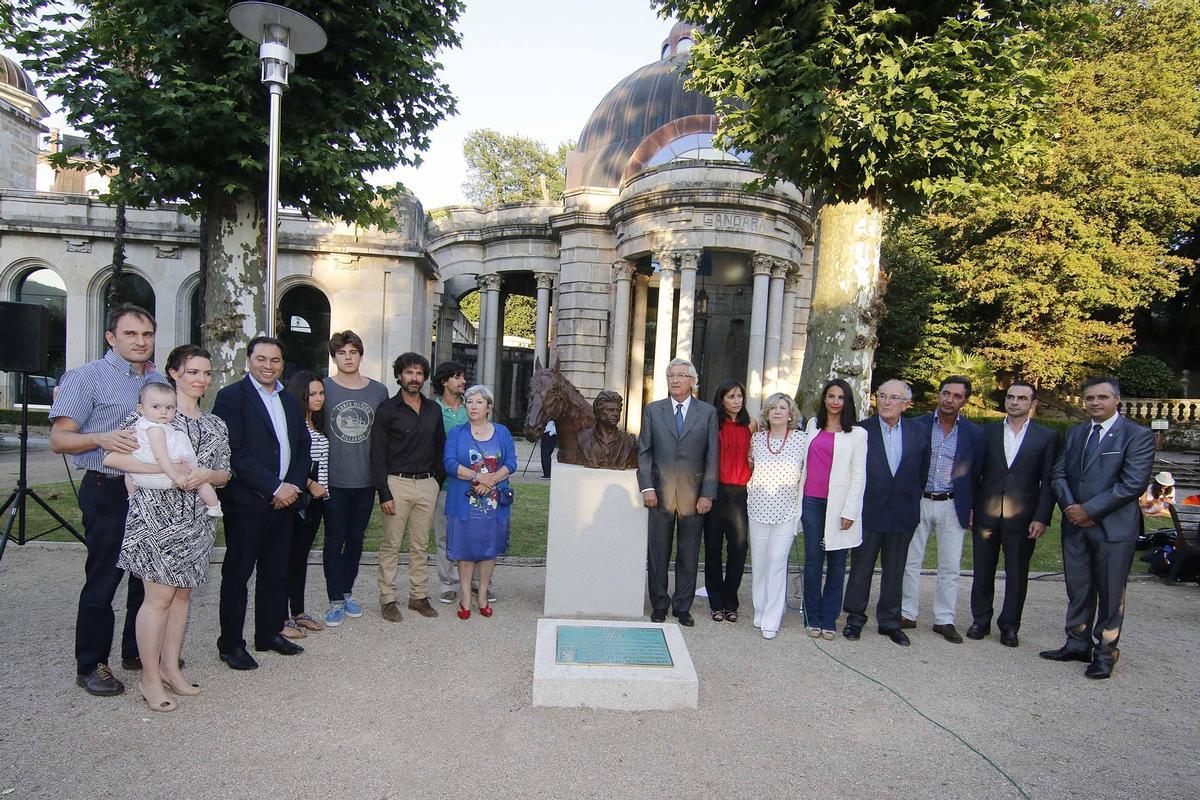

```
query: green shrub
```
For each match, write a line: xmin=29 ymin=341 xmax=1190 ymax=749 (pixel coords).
xmin=1114 ymin=355 xmax=1178 ymax=397
xmin=0 ymin=409 xmax=50 ymax=426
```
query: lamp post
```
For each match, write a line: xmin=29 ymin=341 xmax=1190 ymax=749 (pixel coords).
xmin=228 ymin=2 xmax=327 ymax=337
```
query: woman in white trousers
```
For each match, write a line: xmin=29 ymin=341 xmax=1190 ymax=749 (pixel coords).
xmin=747 ymin=393 xmax=807 ymax=639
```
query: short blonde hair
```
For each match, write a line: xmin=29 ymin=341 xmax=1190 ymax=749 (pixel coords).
xmin=758 ymin=392 xmax=801 ymax=430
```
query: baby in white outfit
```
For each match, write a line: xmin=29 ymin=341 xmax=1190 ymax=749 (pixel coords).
xmin=129 ymin=383 xmax=222 ymax=517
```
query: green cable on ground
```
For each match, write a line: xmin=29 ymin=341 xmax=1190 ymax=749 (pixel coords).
xmin=800 ymin=611 xmax=1033 ymax=800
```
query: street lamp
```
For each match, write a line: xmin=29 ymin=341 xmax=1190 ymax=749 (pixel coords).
xmin=228 ymin=2 xmax=327 ymax=337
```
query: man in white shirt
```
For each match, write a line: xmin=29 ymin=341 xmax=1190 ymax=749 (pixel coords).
xmin=967 ymin=381 xmax=1059 ymax=648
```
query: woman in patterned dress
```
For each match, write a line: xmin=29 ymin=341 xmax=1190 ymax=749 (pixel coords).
xmin=104 ymin=345 xmax=230 ymax=712
xmin=747 ymin=393 xmax=808 ymax=640
xmin=442 ymin=385 xmax=517 ymax=620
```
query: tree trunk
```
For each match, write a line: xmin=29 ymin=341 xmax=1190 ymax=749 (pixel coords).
xmin=201 ymin=191 xmax=266 ymax=394
xmin=107 ymin=200 xmax=127 ymax=309
xmin=797 ymin=199 xmax=887 ymax=416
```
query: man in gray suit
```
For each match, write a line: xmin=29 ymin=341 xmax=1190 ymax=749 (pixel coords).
xmin=1042 ymin=376 xmax=1154 ymax=679
xmin=637 ymin=358 xmax=719 ymax=626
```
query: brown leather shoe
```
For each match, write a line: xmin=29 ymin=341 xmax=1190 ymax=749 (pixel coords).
xmin=899 ymin=617 xmax=916 ymax=630
xmin=408 ymin=597 xmax=439 ymax=618
xmin=381 ymin=601 xmax=403 ymax=622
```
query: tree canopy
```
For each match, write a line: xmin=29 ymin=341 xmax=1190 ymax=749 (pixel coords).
xmin=875 ymin=0 xmax=1200 ymax=390
xmin=7 ymin=0 xmax=463 ymax=226
xmin=654 ymin=0 xmax=1073 ymax=209
xmin=461 ymin=129 xmax=572 ymax=206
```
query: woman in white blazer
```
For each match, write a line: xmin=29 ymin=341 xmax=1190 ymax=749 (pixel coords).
xmin=799 ymin=379 xmax=867 ymax=639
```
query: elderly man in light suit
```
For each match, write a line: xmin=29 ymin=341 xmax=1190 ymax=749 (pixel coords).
xmin=1042 ymin=377 xmax=1154 ymax=679
xmin=637 ymin=358 xmax=719 ymax=627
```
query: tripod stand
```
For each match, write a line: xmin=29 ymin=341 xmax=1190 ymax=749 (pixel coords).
xmin=0 ymin=372 xmax=83 ymax=563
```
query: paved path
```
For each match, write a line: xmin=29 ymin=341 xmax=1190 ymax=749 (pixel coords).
xmin=1 ymin=544 xmax=1197 ymax=799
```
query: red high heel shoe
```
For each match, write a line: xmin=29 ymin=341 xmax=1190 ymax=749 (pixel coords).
xmin=479 ymin=603 xmax=493 ymax=618
xmin=457 ymin=603 xmax=471 ymax=620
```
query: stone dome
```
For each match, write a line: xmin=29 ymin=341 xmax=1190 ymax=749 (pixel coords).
xmin=567 ymin=24 xmax=716 ymax=190
xmin=0 ymin=54 xmax=36 ymax=97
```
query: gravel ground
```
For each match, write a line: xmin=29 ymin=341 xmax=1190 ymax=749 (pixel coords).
xmin=1 ymin=543 xmax=1197 ymax=800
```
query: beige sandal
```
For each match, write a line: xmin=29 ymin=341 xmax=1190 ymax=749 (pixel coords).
xmin=281 ymin=620 xmax=307 ymax=639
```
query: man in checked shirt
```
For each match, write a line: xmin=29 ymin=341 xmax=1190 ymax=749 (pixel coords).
xmin=49 ymin=303 xmax=168 ymax=697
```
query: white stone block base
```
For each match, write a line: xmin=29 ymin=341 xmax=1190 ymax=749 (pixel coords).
xmin=544 ymin=461 xmax=648 ymax=619
xmin=532 ymin=618 xmax=698 ymax=710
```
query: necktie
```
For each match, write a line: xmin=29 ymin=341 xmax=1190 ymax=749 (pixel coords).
xmin=675 ymin=403 xmax=684 ymax=435
xmin=1082 ymin=423 xmax=1102 ymax=468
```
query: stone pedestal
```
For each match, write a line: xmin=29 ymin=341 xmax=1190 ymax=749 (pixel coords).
xmin=532 ymin=618 xmax=698 ymax=710
xmin=544 ymin=461 xmax=647 ymax=619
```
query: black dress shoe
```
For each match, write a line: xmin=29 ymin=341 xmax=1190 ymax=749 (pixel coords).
xmin=76 ymin=663 xmax=124 ymax=696
xmin=999 ymin=630 xmax=1019 ymax=648
xmin=650 ymin=610 xmax=667 ymax=623
xmin=931 ymin=624 xmax=963 ymax=643
xmin=965 ymin=624 xmax=989 ymax=640
xmin=675 ymin=612 xmax=695 ymax=627
xmin=1084 ymin=650 xmax=1118 ymax=680
xmin=1039 ymin=645 xmax=1092 ymax=662
xmin=879 ymin=628 xmax=911 ymax=647
xmin=899 ymin=617 xmax=916 ymax=630
xmin=254 ymin=634 xmax=304 ymax=655
xmin=122 ymin=656 xmax=186 ymax=671
xmin=219 ymin=647 xmax=259 ymax=670
xmin=842 ymin=625 xmax=862 ymax=640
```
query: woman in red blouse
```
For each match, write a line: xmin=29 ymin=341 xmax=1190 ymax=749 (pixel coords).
xmin=703 ymin=380 xmax=757 ymax=623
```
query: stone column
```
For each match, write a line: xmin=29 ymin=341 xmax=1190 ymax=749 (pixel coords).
xmin=674 ymin=249 xmax=701 ymax=362
xmin=610 ymin=260 xmax=636 ymax=398
xmin=763 ymin=259 xmax=788 ymax=396
xmin=626 ymin=273 xmax=650 ymax=433
xmin=778 ymin=266 xmax=800 ymax=396
xmin=477 ymin=273 xmax=501 ymax=388
xmin=745 ymin=253 xmax=773 ymax=414
xmin=435 ymin=294 xmax=459 ymax=366
xmin=534 ymin=272 xmax=554 ymax=368
xmin=652 ymin=250 xmax=677 ymax=400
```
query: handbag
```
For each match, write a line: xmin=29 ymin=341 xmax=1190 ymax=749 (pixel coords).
xmin=296 ymin=461 xmax=321 ymax=520
xmin=498 ymin=486 xmax=514 ymax=507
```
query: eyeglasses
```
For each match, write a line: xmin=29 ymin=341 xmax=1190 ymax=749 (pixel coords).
xmin=666 ymin=372 xmax=691 ymax=380
xmin=876 ymin=393 xmax=907 ymax=403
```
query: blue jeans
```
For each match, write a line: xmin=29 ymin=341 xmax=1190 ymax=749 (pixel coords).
xmin=801 ymin=496 xmax=848 ymax=631
xmin=323 ymin=486 xmax=376 ymax=602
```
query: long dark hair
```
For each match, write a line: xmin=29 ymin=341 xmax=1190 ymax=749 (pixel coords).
xmin=287 ymin=370 xmax=325 ymax=434
xmin=816 ymin=378 xmax=857 ymax=433
xmin=163 ymin=344 xmax=212 ymax=387
xmin=711 ymin=379 xmax=751 ymax=427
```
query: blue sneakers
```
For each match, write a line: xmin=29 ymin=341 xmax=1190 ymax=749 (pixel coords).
xmin=324 ymin=602 xmax=345 ymax=627
xmin=343 ymin=594 xmax=364 ymax=618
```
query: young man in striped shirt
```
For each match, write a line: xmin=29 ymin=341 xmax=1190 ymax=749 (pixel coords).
xmin=50 ymin=304 xmax=167 ymax=696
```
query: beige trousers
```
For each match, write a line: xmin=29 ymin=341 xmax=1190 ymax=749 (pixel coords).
xmin=377 ymin=475 xmax=439 ymax=604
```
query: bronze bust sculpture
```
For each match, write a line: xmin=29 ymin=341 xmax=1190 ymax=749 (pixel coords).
xmin=564 ymin=390 xmax=638 ymax=470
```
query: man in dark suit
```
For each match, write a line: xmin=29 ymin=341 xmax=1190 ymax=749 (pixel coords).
xmin=901 ymin=375 xmax=985 ymax=643
xmin=967 ymin=381 xmax=1059 ymax=648
xmin=213 ymin=336 xmax=312 ymax=670
xmin=844 ymin=379 xmax=930 ymax=646
xmin=1042 ymin=376 xmax=1154 ymax=679
xmin=637 ymin=357 xmax=719 ymax=627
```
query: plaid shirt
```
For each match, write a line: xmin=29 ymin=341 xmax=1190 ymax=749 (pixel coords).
xmin=925 ymin=413 xmax=960 ymax=493
xmin=48 ymin=350 xmax=167 ymax=474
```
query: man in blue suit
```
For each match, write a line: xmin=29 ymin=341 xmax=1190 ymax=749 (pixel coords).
xmin=901 ymin=375 xmax=985 ymax=643
xmin=1041 ymin=377 xmax=1154 ymax=679
xmin=213 ymin=336 xmax=312 ymax=670
xmin=843 ymin=379 xmax=930 ymax=646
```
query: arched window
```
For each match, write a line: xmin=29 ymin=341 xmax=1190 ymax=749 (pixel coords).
xmin=279 ymin=284 xmax=331 ymax=377
xmin=13 ymin=267 xmax=67 ymax=405
xmin=676 ymin=36 xmax=693 ymax=53
xmin=98 ymin=272 xmax=156 ymax=356
xmin=644 ymin=132 xmax=751 ymax=169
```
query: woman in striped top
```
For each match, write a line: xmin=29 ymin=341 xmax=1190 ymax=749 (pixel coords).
xmin=283 ymin=371 xmax=329 ymax=638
